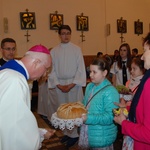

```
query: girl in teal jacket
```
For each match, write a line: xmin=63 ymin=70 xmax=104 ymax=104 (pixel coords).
xmin=79 ymin=57 xmax=119 ymax=149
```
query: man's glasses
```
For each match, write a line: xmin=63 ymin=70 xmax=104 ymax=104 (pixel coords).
xmin=2 ymin=47 xmax=16 ymax=51
xmin=60 ymin=32 xmax=71 ymax=36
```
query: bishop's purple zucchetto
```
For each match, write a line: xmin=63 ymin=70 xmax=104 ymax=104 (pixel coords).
xmin=29 ymin=45 xmax=50 ymax=54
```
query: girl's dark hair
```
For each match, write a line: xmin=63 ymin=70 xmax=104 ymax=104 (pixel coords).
xmin=91 ymin=57 xmax=110 ymax=76
xmin=132 ymin=57 xmax=146 ymax=74
xmin=117 ymin=43 xmax=132 ymax=70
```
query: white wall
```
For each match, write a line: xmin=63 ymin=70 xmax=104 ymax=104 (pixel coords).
xmin=0 ymin=0 xmax=150 ymax=57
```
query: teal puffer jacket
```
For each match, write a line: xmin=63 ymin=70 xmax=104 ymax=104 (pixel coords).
xmin=82 ymin=79 xmax=119 ymax=148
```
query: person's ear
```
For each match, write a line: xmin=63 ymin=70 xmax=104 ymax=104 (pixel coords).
xmin=103 ymin=70 xmax=108 ymax=77
xmin=32 ymin=58 xmax=41 ymax=68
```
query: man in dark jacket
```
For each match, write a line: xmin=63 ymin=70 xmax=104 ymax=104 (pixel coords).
xmin=0 ymin=38 xmax=16 ymax=66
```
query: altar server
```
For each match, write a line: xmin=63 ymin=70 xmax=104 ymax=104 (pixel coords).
xmin=48 ymin=25 xmax=86 ymax=147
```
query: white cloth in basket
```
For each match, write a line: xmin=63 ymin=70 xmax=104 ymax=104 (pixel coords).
xmin=51 ymin=112 xmax=83 ymax=130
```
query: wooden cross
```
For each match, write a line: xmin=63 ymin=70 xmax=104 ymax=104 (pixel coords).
xmin=55 ymin=10 xmax=58 ymax=14
xmin=119 ymin=17 xmax=125 ymax=44
xmin=79 ymin=12 xmax=86 ymax=42
xmin=24 ymin=30 xmax=30 ymax=42
xmin=25 ymin=8 xmax=29 ymax=18
xmin=80 ymin=31 xmax=85 ymax=42
xmin=25 ymin=8 xmax=29 ymax=12
xmin=120 ymin=33 xmax=124 ymax=44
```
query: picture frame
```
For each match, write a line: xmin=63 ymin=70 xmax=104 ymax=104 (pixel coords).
xmin=20 ymin=12 xmax=36 ymax=30
xmin=76 ymin=15 xmax=89 ymax=31
xmin=117 ymin=19 xmax=127 ymax=33
xmin=50 ymin=13 xmax=63 ymax=30
xmin=134 ymin=21 xmax=143 ymax=35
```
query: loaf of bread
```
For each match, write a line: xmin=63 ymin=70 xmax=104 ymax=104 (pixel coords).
xmin=57 ymin=102 xmax=87 ymax=119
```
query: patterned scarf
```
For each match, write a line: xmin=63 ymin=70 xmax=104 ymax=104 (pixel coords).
xmin=128 ymin=69 xmax=149 ymax=122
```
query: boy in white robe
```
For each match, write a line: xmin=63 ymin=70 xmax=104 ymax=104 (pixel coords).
xmin=48 ymin=25 xmax=86 ymax=148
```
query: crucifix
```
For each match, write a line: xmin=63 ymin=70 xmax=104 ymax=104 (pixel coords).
xmin=55 ymin=10 xmax=58 ymax=14
xmin=54 ymin=10 xmax=59 ymax=33
xmin=24 ymin=30 xmax=30 ymax=42
xmin=80 ymin=31 xmax=85 ymax=42
xmin=25 ymin=8 xmax=29 ymax=15
xmin=120 ymin=33 xmax=124 ymax=44
xmin=118 ymin=17 xmax=126 ymax=44
xmin=79 ymin=13 xmax=86 ymax=42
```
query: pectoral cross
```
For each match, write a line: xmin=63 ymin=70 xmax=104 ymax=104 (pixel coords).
xmin=24 ymin=30 xmax=30 ymax=42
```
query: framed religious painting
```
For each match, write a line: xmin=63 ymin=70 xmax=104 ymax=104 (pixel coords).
xmin=117 ymin=19 xmax=127 ymax=33
xmin=76 ymin=15 xmax=89 ymax=31
xmin=50 ymin=13 xmax=63 ymax=30
xmin=134 ymin=21 xmax=143 ymax=35
xmin=20 ymin=12 xmax=36 ymax=30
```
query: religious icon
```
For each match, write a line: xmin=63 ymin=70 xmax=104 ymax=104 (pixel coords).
xmin=20 ymin=12 xmax=36 ymax=30
xmin=76 ymin=15 xmax=89 ymax=31
xmin=50 ymin=13 xmax=63 ymax=30
xmin=117 ymin=19 xmax=127 ymax=33
xmin=134 ymin=20 xmax=143 ymax=35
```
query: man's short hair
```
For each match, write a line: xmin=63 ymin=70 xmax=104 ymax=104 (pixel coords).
xmin=1 ymin=38 xmax=16 ymax=48
xmin=132 ymin=48 xmax=138 ymax=54
xmin=97 ymin=52 xmax=103 ymax=57
xmin=58 ymin=25 xmax=72 ymax=35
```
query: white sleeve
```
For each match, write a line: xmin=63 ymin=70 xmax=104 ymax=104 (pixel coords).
xmin=39 ymin=128 xmax=47 ymax=143
xmin=110 ymin=62 xmax=117 ymax=74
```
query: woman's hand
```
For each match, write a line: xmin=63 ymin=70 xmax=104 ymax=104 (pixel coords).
xmin=114 ymin=98 xmax=126 ymax=108
xmin=114 ymin=109 xmax=126 ymax=125
xmin=81 ymin=113 xmax=87 ymax=122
